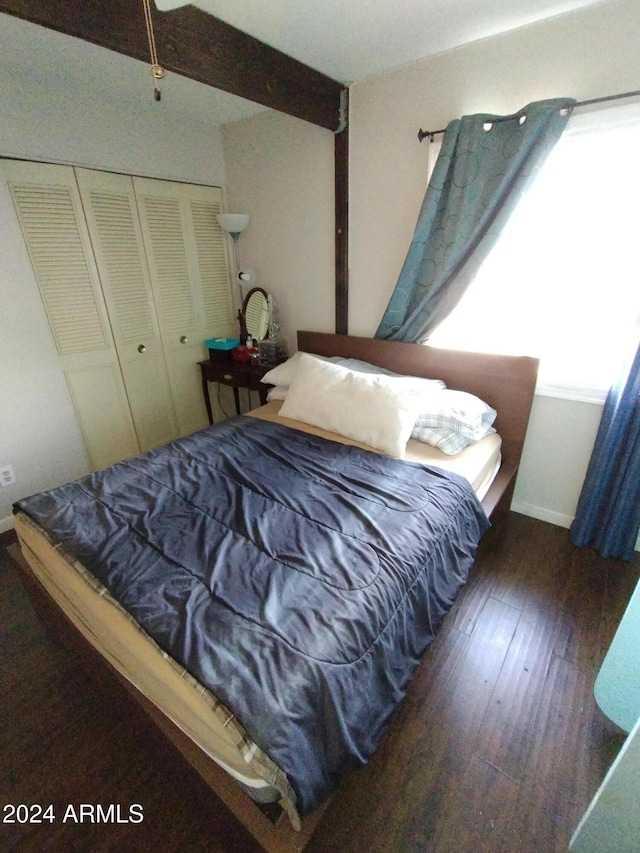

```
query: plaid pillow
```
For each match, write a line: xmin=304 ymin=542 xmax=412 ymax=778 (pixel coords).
xmin=411 ymin=390 xmax=497 ymax=455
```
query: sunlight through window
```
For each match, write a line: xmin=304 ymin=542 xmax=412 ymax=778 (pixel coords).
xmin=428 ymin=103 xmax=640 ymax=402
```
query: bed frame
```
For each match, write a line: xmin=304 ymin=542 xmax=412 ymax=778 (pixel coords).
xmin=13 ymin=332 xmax=539 ymax=853
xmin=298 ymin=331 xmax=539 ymax=519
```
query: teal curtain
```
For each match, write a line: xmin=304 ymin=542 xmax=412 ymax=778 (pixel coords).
xmin=376 ymin=98 xmax=575 ymax=342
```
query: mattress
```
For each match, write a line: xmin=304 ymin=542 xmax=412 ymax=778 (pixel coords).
xmin=14 ymin=407 xmax=500 ymax=824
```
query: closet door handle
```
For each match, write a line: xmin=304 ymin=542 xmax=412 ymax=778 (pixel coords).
xmin=180 ymin=335 xmax=188 ymax=344
xmin=137 ymin=344 xmax=147 ymax=353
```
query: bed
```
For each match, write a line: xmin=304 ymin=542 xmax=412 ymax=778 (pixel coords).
xmin=13 ymin=331 xmax=539 ymax=853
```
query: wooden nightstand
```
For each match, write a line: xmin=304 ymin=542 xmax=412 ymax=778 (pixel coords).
xmin=198 ymin=358 xmax=276 ymax=425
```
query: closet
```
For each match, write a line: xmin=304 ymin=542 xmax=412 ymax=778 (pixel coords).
xmin=3 ymin=160 xmax=235 ymax=470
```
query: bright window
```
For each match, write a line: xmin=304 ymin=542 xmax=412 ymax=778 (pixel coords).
xmin=428 ymin=102 xmax=640 ymax=402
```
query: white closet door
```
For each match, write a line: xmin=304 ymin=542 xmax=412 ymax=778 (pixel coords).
xmin=189 ymin=190 xmax=236 ymax=339
xmin=133 ymin=178 xmax=234 ymax=437
xmin=3 ymin=160 xmax=139 ymax=470
xmin=75 ymin=168 xmax=179 ymax=452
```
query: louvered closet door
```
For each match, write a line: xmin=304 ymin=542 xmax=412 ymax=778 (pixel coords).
xmin=133 ymin=178 xmax=235 ymax=437
xmin=3 ymin=160 xmax=139 ymax=470
xmin=75 ymin=169 xmax=179 ymax=452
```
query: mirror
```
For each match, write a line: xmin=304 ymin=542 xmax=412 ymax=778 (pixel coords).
xmin=241 ymin=287 xmax=270 ymax=342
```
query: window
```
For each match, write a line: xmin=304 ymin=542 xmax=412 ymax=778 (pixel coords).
xmin=428 ymin=102 xmax=640 ymax=402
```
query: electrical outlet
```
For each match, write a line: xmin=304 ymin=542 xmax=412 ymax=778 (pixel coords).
xmin=0 ymin=465 xmax=17 ymax=487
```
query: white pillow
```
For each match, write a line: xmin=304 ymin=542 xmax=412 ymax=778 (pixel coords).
xmin=262 ymin=351 xmax=446 ymax=402
xmin=278 ymin=354 xmax=423 ymax=457
xmin=266 ymin=385 xmax=288 ymax=402
xmin=332 ymin=357 xmax=446 ymax=391
xmin=261 ymin=351 xmax=330 ymax=387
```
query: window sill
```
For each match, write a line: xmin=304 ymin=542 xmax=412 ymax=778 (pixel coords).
xmin=534 ymin=383 xmax=607 ymax=405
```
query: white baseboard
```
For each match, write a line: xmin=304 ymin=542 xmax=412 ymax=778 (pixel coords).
xmin=0 ymin=515 xmax=15 ymax=534
xmin=511 ymin=500 xmax=640 ymax=553
xmin=510 ymin=500 xmax=573 ymax=530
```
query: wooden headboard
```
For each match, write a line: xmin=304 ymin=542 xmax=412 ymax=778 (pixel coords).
xmin=297 ymin=331 xmax=539 ymax=518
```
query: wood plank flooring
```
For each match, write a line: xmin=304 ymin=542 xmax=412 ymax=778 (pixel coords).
xmin=1 ymin=514 xmax=638 ymax=852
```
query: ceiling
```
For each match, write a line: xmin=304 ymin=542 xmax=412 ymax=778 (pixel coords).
xmin=0 ymin=11 xmax=266 ymax=127
xmin=0 ymin=1 xmax=610 ymax=131
xmin=156 ymin=0 xmax=609 ymax=83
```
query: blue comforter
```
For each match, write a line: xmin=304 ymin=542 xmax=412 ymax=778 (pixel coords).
xmin=16 ymin=416 xmax=490 ymax=814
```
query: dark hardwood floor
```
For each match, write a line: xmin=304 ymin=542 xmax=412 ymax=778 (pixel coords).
xmin=1 ymin=514 xmax=638 ymax=852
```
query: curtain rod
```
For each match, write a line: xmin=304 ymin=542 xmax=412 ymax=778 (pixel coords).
xmin=417 ymin=87 xmax=640 ymax=142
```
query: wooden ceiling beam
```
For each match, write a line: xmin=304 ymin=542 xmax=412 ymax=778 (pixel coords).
xmin=0 ymin=0 xmax=346 ymax=131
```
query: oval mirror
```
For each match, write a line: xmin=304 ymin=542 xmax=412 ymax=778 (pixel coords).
xmin=241 ymin=287 xmax=270 ymax=341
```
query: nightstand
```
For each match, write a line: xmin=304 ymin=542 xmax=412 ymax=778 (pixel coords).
xmin=198 ymin=358 xmax=276 ymax=424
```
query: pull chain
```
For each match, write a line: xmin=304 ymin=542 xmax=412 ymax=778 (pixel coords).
xmin=143 ymin=0 xmax=165 ymax=102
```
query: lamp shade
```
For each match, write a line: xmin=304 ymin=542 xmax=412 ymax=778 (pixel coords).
xmin=217 ymin=213 xmax=249 ymax=236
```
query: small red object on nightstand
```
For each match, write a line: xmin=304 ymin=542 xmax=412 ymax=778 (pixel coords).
xmin=231 ymin=345 xmax=251 ymax=362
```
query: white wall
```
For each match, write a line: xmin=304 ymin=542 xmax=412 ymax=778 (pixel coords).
xmin=513 ymin=394 xmax=603 ymax=527
xmin=345 ymin=0 xmax=640 ymax=528
xmin=0 ymin=19 xmax=232 ymax=531
xmin=221 ymin=111 xmax=335 ymax=351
